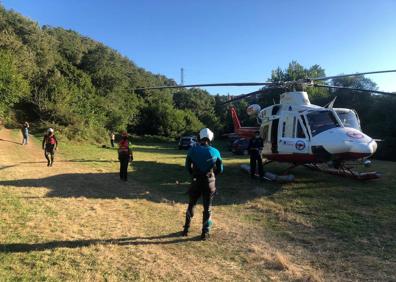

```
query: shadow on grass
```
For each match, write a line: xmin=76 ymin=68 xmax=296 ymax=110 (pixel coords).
xmin=134 ymin=146 xmax=187 ymax=156
xmin=0 ymin=160 xmax=280 ymax=204
xmin=98 ymin=142 xmax=187 ymax=156
xmin=0 ymin=232 xmax=201 ymax=253
xmin=0 ymin=165 xmax=18 ymax=170
xmin=20 ymin=159 xmax=118 ymax=164
xmin=0 ymin=138 xmax=21 ymax=145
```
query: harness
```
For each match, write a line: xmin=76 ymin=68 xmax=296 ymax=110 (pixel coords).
xmin=44 ymin=135 xmax=56 ymax=146
xmin=118 ymin=139 xmax=130 ymax=156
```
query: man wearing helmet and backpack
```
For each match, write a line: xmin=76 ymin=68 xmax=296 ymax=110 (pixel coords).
xmin=42 ymin=128 xmax=58 ymax=167
xmin=182 ymin=128 xmax=223 ymax=240
xmin=118 ymin=131 xmax=133 ymax=181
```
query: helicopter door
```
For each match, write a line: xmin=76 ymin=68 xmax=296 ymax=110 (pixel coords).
xmin=293 ymin=116 xmax=310 ymax=154
xmin=270 ymin=118 xmax=279 ymax=153
xmin=261 ymin=123 xmax=271 ymax=155
xmin=278 ymin=114 xmax=298 ymax=154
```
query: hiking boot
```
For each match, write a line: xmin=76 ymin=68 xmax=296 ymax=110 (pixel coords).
xmin=200 ymin=231 xmax=210 ymax=241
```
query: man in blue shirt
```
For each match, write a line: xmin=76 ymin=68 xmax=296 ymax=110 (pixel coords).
xmin=183 ymin=128 xmax=223 ymax=240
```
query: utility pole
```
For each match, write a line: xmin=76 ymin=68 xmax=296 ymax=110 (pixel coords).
xmin=180 ymin=67 xmax=184 ymax=85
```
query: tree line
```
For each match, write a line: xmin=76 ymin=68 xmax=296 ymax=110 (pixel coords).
xmin=0 ymin=5 xmax=395 ymax=160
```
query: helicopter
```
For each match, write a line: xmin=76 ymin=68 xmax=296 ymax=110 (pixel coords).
xmin=135 ymin=69 xmax=396 ymax=180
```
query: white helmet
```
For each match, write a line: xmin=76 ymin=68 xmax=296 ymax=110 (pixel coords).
xmin=199 ymin=128 xmax=214 ymax=142
xmin=47 ymin=128 xmax=54 ymax=133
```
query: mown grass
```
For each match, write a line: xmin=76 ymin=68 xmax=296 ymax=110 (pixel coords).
xmin=60 ymin=137 xmax=396 ymax=272
xmin=1 ymin=130 xmax=396 ymax=281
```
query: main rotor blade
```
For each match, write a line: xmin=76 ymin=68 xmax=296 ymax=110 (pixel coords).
xmin=312 ymin=69 xmax=396 ymax=81
xmin=134 ymin=82 xmax=276 ymax=91
xmin=221 ymin=90 xmax=264 ymax=105
xmin=313 ymin=84 xmax=396 ymax=96
xmin=220 ymin=87 xmax=285 ymax=105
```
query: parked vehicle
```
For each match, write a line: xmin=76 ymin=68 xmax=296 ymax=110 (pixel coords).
xmin=178 ymin=136 xmax=197 ymax=149
xmin=231 ymin=138 xmax=249 ymax=155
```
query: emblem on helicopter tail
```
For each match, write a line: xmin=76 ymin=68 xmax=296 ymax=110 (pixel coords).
xmin=347 ymin=131 xmax=364 ymax=139
xmin=295 ymin=140 xmax=306 ymax=151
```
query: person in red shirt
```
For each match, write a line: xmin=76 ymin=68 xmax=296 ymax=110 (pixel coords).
xmin=118 ymin=131 xmax=133 ymax=181
xmin=42 ymin=128 xmax=58 ymax=167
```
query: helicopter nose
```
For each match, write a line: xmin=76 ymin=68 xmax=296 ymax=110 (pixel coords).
xmin=312 ymin=128 xmax=377 ymax=160
xmin=347 ymin=139 xmax=377 ymax=156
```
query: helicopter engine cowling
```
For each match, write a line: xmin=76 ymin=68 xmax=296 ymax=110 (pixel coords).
xmin=247 ymin=104 xmax=261 ymax=116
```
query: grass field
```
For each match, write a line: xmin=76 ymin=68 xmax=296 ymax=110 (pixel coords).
xmin=0 ymin=128 xmax=395 ymax=281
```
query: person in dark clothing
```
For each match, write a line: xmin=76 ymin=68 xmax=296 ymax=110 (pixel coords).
xmin=110 ymin=132 xmax=115 ymax=148
xmin=118 ymin=131 xmax=133 ymax=181
xmin=21 ymin=122 xmax=29 ymax=145
xmin=42 ymin=128 xmax=58 ymax=167
xmin=248 ymin=131 xmax=264 ymax=178
xmin=183 ymin=128 xmax=223 ymax=240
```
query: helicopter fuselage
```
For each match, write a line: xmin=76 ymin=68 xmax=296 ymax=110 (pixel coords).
xmin=256 ymin=91 xmax=377 ymax=164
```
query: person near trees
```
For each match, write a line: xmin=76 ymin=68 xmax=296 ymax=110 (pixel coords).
xmin=21 ymin=122 xmax=29 ymax=145
xmin=42 ymin=128 xmax=58 ymax=167
xmin=118 ymin=131 xmax=133 ymax=181
xmin=110 ymin=131 xmax=115 ymax=148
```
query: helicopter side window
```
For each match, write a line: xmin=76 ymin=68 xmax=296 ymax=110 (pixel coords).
xmin=292 ymin=117 xmax=296 ymax=137
xmin=297 ymin=120 xmax=306 ymax=138
xmin=271 ymin=119 xmax=279 ymax=153
xmin=306 ymin=110 xmax=340 ymax=136
xmin=300 ymin=115 xmax=310 ymax=139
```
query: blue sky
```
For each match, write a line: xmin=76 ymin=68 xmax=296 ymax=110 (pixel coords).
xmin=2 ymin=0 xmax=396 ymax=95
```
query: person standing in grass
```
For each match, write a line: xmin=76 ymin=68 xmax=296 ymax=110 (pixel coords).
xmin=182 ymin=128 xmax=223 ymax=240
xmin=248 ymin=131 xmax=264 ymax=179
xmin=42 ymin=128 xmax=58 ymax=167
xmin=110 ymin=131 xmax=115 ymax=148
xmin=118 ymin=131 xmax=133 ymax=181
xmin=21 ymin=122 xmax=29 ymax=145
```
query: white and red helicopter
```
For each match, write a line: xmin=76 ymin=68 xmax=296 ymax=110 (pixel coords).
xmin=137 ymin=70 xmax=396 ymax=180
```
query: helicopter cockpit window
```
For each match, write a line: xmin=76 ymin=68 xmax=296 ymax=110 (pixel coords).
xmin=335 ymin=110 xmax=361 ymax=130
xmin=306 ymin=110 xmax=341 ymax=136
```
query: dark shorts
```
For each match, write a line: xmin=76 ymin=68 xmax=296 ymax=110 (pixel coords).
xmin=118 ymin=153 xmax=130 ymax=162
xmin=45 ymin=144 xmax=55 ymax=154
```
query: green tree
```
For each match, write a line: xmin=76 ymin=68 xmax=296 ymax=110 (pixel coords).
xmin=173 ymin=88 xmax=220 ymax=131
xmin=0 ymin=50 xmax=30 ymax=117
